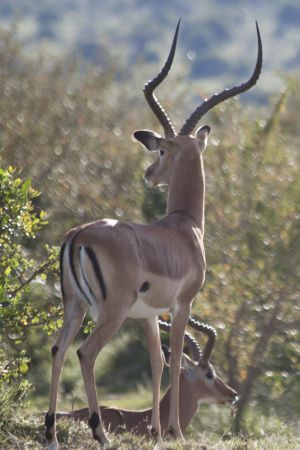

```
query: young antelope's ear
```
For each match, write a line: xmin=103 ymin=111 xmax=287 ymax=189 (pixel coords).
xmin=133 ymin=130 xmax=162 ymax=151
xmin=195 ymin=125 xmax=210 ymax=147
xmin=181 ymin=352 xmax=196 ymax=371
xmin=161 ymin=345 xmax=195 ymax=370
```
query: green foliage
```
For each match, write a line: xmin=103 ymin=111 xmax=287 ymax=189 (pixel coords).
xmin=0 ymin=164 xmax=60 ymax=427
xmin=192 ymin=91 xmax=300 ymax=430
xmin=141 ymin=185 xmax=166 ymax=222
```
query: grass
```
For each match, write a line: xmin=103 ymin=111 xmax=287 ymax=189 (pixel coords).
xmin=1 ymin=412 xmax=299 ymax=450
xmin=2 ymin=381 xmax=299 ymax=449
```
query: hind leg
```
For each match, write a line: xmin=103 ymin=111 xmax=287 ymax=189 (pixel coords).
xmin=45 ymin=302 xmax=85 ymax=450
xmin=77 ymin=304 xmax=130 ymax=448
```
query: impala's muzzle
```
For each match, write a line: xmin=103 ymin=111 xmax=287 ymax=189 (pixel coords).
xmin=228 ymin=389 xmax=238 ymax=404
xmin=230 ymin=394 xmax=239 ymax=416
xmin=219 ymin=388 xmax=238 ymax=405
xmin=231 ymin=393 xmax=239 ymax=404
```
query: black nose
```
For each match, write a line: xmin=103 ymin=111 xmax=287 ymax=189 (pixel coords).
xmin=231 ymin=393 xmax=239 ymax=404
xmin=229 ymin=389 xmax=238 ymax=403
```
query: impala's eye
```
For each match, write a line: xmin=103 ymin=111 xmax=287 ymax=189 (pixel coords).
xmin=159 ymin=150 xmax=165 ymax=157
xmin=206 ymin=369 xmax=214 ymax=380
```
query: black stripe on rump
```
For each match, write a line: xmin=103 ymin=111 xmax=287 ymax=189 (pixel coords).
xmin=60 ymin=242 xmax=66 ymax=297
xmin=79 ymin=247 xmax=96 ymax=301
xmin=85 ymin=247 xmax=107 ymax=300
xmin=69 ymin=231 xmax=92 ymax=305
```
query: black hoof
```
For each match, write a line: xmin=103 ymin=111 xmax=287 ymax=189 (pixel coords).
xmin=150 ymin=426 xmax=158 ymax=437
xmin=45 ymin=412 xmax=55 ymax=440
xmin=168 ymin=426 xmax=175 ymax=436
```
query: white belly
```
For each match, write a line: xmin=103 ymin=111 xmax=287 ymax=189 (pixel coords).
xmin=128 ymin=297 xmax=169 ymax=319
xmin=128 ymin=272 xmax=189 ymax=319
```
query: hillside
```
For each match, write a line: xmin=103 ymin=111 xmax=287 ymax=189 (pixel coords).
xmin=0 ymin=0 xmax=299 ymax=102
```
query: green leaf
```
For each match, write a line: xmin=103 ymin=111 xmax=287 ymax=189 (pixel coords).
xmin=21 ymin=178 xmax=31 ymax=196
xmin=4 ymin=266 xmax=11 ymax=276
xmin=19 ymin=362 xmax=29 ymax=374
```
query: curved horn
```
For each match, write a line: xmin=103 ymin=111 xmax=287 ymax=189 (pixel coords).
xmin=143 ymin=20 xmax=180 ymax=137
xmin=158 ymin=319 xmax=201 ymax=362
xmin=179 ymin=21 xmax=263 ymax=136
xmin=188 ymin=317 xmax=217 ymax=364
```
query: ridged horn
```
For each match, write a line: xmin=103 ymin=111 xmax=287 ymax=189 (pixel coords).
xmin=158 ymin=319 xmax=201 ymax=362
xmin=143 ymin=20 xmax=181 ymax=137
xmin=188 ymin=317 xmax=217 ymax=364
xmin=179 ymin=21 xmax=263 ymax=136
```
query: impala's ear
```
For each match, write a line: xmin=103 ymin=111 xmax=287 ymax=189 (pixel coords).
xmin=195 ymin=125 xmax=210 ymax=148
xmin=133 ymin=130 xmax=162 ymax=151
xmin=161 ymin=345 xmax=195 ymax=370
xmin=181 ymin=352 xmax=196 ymax=370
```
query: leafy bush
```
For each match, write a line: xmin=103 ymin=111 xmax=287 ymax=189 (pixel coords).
xmin=0 ymin=164 xmax=60 ymax=436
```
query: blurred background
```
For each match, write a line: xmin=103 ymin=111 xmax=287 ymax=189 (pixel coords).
xmin=0 ymin=0 xmax=299 ymax=98
xmin=0 ymin=0 xmax=299 ymax=448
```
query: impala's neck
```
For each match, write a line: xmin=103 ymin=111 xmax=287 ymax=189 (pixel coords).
xmin=160 ymin=373 xmax=198 ymax=434
xmin=166 ymin=151 xmax=205 ymax=232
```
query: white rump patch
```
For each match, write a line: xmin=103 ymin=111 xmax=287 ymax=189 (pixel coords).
xmin=102 ymin=219 xmax=119 ymax=227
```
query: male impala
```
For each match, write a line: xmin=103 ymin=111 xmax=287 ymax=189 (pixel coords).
xmin=45 ymin=20 xmax=262 ymax=449
xmin=56 ymin=318 xmax=237 ymax=436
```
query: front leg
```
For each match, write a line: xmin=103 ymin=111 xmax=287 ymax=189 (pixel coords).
xmin=144 ymin=317 xmax=164 ymax=441
xmin=168 ymin=304 xmax=190 ymax=439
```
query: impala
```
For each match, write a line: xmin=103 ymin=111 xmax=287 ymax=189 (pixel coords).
xmin=45 ymin=20 xmax=262 ymax=449
xmin=56 ymin=318 xmax=237 ymax=436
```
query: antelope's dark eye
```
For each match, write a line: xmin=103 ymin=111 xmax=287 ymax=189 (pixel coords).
xmin=159 ymin=150 xmax=164 ymax=157
xmin=206 ymin=369 xmax=214 ymax=380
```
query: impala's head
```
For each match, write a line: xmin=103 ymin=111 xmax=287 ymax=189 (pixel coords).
xmin=134 ymin=126 xmax=210 ymax=186
xmin=181 ymin=357 xmax=238 ymax=406
xmin=160 ymin=319 xmax=238 ymax=406
xmin=134 ymin=19 xmax=262 ymax=187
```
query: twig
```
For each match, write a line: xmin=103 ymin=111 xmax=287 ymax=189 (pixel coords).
xmin=9 ymin=261 xmax=51 ymax=297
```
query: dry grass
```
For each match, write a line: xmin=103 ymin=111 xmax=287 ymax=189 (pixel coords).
xmin=1 ymin=413 xmax=299 ymax=450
